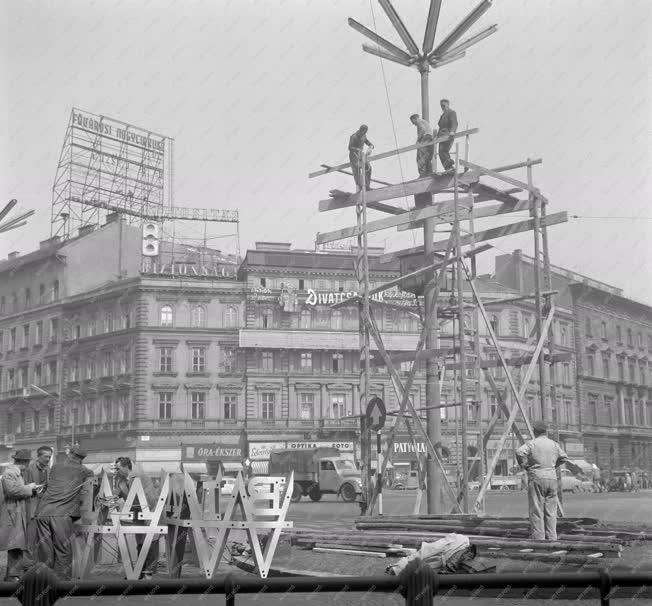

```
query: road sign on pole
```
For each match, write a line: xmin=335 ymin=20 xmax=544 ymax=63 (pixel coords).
xmin=366 ymin=396 xmax=386 ymax=432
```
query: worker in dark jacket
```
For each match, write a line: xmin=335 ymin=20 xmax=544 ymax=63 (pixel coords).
xmin=348 ymin=125 xmax=374 ymax=192
xmin=24 ymin=445 xmax=53 ymax=561
xmin=35 ymin=445 xmax=93 ymax=580
xmin=516 ymin=421 xmax=582 ymax=540
xmin=436 ymin=99 xmax=458 ymax=171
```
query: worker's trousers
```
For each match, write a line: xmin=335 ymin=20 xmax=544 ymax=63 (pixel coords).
xmin=5 ymin=549 xmax=28 ymax=579
xmin=417 ymin=135 xmax=434 ymax=176
xmin=120 ymin=520 xmax=159 ymax=576
xmin=350 ymin=151 xmax=371 ymax=190
xmin=438 ymin=137 xmax=454 ymax=170
xmin=528 ymin=477 xmax=558 ymax=540
xmin=36 ymin=516 xmax=75 ymax=580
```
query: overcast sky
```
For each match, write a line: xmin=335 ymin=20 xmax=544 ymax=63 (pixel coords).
xmin=2 ymin=0 xmax=650 ymax=301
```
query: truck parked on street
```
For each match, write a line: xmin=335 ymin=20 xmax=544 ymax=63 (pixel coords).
xmin=268 ymin=448 xmax=362 ymax=503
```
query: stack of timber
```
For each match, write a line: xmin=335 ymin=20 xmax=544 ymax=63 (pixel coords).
xmin=343 ymin=515 xmax=652 ymax=564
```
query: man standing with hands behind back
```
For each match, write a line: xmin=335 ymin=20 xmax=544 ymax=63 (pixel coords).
xmin=25 ymin=446 xmax=53 ymax=561
xmin=436 ymin=98 xmax=458 ymax=172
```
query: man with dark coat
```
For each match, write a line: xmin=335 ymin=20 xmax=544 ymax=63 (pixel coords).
xmin=436 ymin=99 xmax=458 ymax=172
xmin=24 ymin=446 xmax=53 ymax=560
xmin=348 ymin=125 xmax=374 ymax=192
xmin=35 ymin=445 xmax=93 ymax=580
xmin=0 ymin=450 xmax=41 ymax=581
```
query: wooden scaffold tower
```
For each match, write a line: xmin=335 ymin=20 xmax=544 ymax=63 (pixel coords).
xmin=309 ymin=0 xmax=569 ymax=516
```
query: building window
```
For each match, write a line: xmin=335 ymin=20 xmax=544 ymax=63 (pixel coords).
xmin=159 ymin=347 xmax=173 ymax=372
xmin=489 ymin=315 xmax=499 ymax=334
xmin=260 ymin=277 xmax=267 ymax=287
xmin=331 ymin=310 xmax=342 ymax=330
xmin=602 ymin=355 xmax=610 ymax=379
xmin=22 ymin=324 xmax=29 ymax=348
xmin=601 ymin=321 xmax=607 ymax=340
xmin=34 ymin=321 xmax=42 ymax=345
xmin=190 ymin=306 xmax=205 ymax=328
xmin=560 ymin=325 xmax=568 ymax=347
xmin=585 ymin=317 xmax=592 ymax=336
xmin=49 ymin=318 xmax=58 ymax=343
xmin=223 ymin=394 xmax=237 ymax=420
xmin=648 ymin=334 xmax=652 ymax=352
xmin=159 ymin=392 xmax=173 ymax=419
xmin=588 ymin=397 xmax=598 ymax=424
xmin=103 ymin=312 xmax=113 ymax=333
xmin=0 ymin=296 xmax=4 ymax=314
xmin=88 ymin=316 xmax=97 ymax=337
xmin=262 ymin=392 xmax=275 ymax=420
xmin=75 ymin=324 xmax=81 ymax=340
xmin=298 ymin=279 xmax=305 ymax=290
xmin=586 ymin=354 xmax=595 ymax=376
xmin=191 ymin=392 xmax=205 ymax=419
xmin=222 ymin=347 xmax=235 ymax=373
xmin=46 ymin=360 xmax=57 ymax=385
xmin=616 ymin=325 xmax=622 ymax=343
xmin=262 ymin=309 xmax=273 ymax=329
xmin=101 ymin=396 xmax=112 ymax=423
xmin=617 ymin=358 xmax=625 ymax=381
xmin=47 ymin=408 xmax=55 ymax=431
xmin=25 ymin=288 xmax=31 ymax=309
xmin=10 ymin=328 xmax=16 ymax=351
xmin=624 ymin=398 xmax=632 ymax=425
xmin=331 ymin=394 xmax=345 ymax=418
xmin=299 ymin=393 xmax=314 ymax=420
xmin=638 ymin=333 xmax=644 ymax=348
xmin=192 ymin=347 xmax=206 ymax=372
xmin=629 ymin=360 xmax=636 ymax=383
xmin=34 ymin=362 xmax=42 ymax=385
xmin=7 ymin=369 xmax=15 ymax=390
xmin=224 ymin=306 xmax=237 ymax=328
xmin=12 ymin=293 xmax=18 ymax=313
xmin=52 ymin=280 xmax=60 ymax=301
xmin=102 ymin=352 xmax=113 ymax=377
xmin=627 ymin=328 xmax=633 ymax=346
xmin=603 ymin=396 xmax=613 ymax=425
xmin=85 ymin=358 xmax=93 ymax=380
xmin=262 ymin=351 xmax=274 ymax=372
xmin=38 ymin=284 xmax=45 ymax=305
xmin=300 ymin=309 xmax=311 ymax=329
xmin=639 ymin=362 xmax=646 ymax=385
xmin=562 ymin=363 xmax=571 ymax=385
xmin=160 ymin=305 xmax=173 ymax=327
xmin=300 ymin=352 xmax=312 ymax=371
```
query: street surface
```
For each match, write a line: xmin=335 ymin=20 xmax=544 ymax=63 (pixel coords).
xmin=2 ymin=490 xmax=651 ymax=605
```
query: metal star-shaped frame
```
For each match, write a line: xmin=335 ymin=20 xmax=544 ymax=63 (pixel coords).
xmin=350 ymin=0 xmax=497 ymax=74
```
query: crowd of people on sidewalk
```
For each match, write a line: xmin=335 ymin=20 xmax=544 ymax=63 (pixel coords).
xmin=0 ymin=445 xmax=161 ymax=582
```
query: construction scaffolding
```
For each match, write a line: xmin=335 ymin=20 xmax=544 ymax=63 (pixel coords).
xmin=309 ymin=1 xmax=568 ymax=516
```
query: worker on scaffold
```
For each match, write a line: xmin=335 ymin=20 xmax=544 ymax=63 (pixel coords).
xmin=348 ymin=124 xmax=374 ymax=192
xmin=410 ymin=113 xmax=434 ymax=177
xmin=515 ymin=421 xmax=582 ymax=540
xmin=436 ymin=99 xmax=458 ymax=172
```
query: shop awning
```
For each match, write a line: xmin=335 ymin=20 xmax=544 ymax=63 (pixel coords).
xmin=182 ymin=462 xmax=243 ymax=476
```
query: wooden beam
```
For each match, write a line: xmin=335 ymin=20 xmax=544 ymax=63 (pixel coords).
xmin=321 ymin=194 xmax=406 ymax=214
xmin=348 ymin=18 xmax=414 ymax=63
xmin=442 ymin=351 xmax=572 ymax=373
xmin=321 ymin=165 xmax=392 ymax=187
xmin=460 ymin=159 xmax=538 ymax=193
xmin=370 ymin=347 xmax=460 ymax=368
xmin=316 ymin=197 xmax=472 ymax=244
xmin=484 ymin=290 xmax=559 ymax=306
xmin=381 ymin=212 xmax=567 ymax=262
xmin=0 ymin=199 xmax=18 ymax=223
xmin=397 ymin=197 xmax=529 ymax=232
xmin=491 ymin=158 xmax=543 ymax=172
xmin=470 ymin=182 xmax=521 ymax=205
xmin=310 ymin=128 xmax=479 ymax=179
xmin=378 ymin=0 xmax=420 ymax=56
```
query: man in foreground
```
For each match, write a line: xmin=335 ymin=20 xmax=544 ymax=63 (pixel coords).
xmin=436 ymin=99 xmax=458 ymax=172
xmin=516 ymin=421 xmax=582 ymax=540
xmin=35 ymin=445 xmax=93 ymax=579
xmin=25 ymin=445 xmax=53 ymax=560
xmin=348 ymin=124 xmax=374 ymax=192
xmin=410 ymin=113 xmax=434 ymax=177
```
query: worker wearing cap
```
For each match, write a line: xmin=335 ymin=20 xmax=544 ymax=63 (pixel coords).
xmin=436 ymin=99 xmax=457 ymax=172
xmin=35 ymin=445 xmax=93 ymax=579
xmin=0 ymin=450 xmax=43 ymax=581
xmin=348 ymin=125 xmax=374 ymax=192
xmin=516 ymin=421 xmax=582 ymax=540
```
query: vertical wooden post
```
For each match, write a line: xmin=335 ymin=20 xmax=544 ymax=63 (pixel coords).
xmin=529 ymin=163 xmax=546 ymax=422
xmin=356 ymin=149 xmax=371 ymax=514
xmin=453 ymin=145 xmax=469 ymax=512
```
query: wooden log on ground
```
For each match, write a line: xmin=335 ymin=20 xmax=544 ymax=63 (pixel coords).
xmin=479 ymin=550 xmax=605 ymax=565
xmin=312 ymin=547 xmax=387 ymax=558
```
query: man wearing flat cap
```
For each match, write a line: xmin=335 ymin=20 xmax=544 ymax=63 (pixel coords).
xmin=516 ymin=421 xmax=582 ymax=540
xmin=35 ymin=444 xmax=93 ymax=579
xmin=0 ymin=450 xmax=42 ymax=580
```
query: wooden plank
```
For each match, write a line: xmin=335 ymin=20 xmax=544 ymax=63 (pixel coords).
xmin=313 ymin=547 xmax=387 ymax=558
xmin=382 ymin=212 xmax=567 ymax=262
xmin=321 ymin=165 xmax=393 ymax=187
xmin=491 ymin=158 xmax=543 ymax=172
xmin=460 ymin=159 xmax=537 ymax=193
xmin=310 ymin=129 xmax=479 ymax=179
xmin=316 ymin=197 xmax=472 ymax=244
xmin=484 ymin=290 xmax=559 ymax=306
xmin=397 ymin=197 xmax=529 ymax=232
xmin=321 ymin=194 xmax=405 ymax=214
xmin=370 ymin=347 xmax=459 ymax=368
xmin=443 ymin=351 xmax=572 ymax=372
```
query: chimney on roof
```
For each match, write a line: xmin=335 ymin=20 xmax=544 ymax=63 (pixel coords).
xmin=8 ymin=251 xmax=19 ymax=260
xmin=78 ymin=225 xmax=95 ymax=237
xmin=39 ymin=236 xmax=61 ymax=249
xmin=254 ymin=242 xmax=292 ymax=252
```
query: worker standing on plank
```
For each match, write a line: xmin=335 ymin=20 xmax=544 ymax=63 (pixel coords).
xmin=410 ymin=113 xmax=434 ymax=177
xmin=436 ymin=99 xmax=458 ymax=172
xmin=515 ymin=421 xmax=582 ymax=540
xmin=35 ymin=445 xmax=93 ymax=579
xmin=348 ymin=125 xmax=374 ymax=192
xmin=24 ymin=445 xmax=53 ymax=562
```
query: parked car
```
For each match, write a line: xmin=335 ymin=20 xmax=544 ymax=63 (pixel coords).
xmin=392 ymin=470 xmax=419 ymax=490
xmin=220 ymin=477 xmax=236 ymax=496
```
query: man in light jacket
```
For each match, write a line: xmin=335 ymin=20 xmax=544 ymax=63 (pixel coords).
xmin=0 ymin=450 xmax=41 ymax=581
xmin=24 ymin=445 xmax=53 ymax=561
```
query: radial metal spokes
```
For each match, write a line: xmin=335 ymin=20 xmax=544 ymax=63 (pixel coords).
xmin=432 ymin=24 xmax=498 ymax=62
xmin=422 ymin=0 xmax=443 ymax=55
xmin=430 ymin=0 xmax=493 ymax=58
xmin=362 ymin=44 xmax=415 ymax=67
xmin=349 ymin=17 xmax=414 ymax=63
xmin=378 ymin=0 xmax=420 ymax=56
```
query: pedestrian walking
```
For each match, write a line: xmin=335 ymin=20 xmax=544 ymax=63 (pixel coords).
xmin=410 ymin=113 xmax=434 ymax=176
xmin=436 ymin=99 xmax=458 ymax=172
xmin=0 ymin=450 xmax=42 ymax=581
xmin=113 ymin=457 xmax=159 ymax=579
xmin=24 ymin=446 xmax=53 ymax=561
xmin=515 ymin=421 xmax=582 ymax=541
xmin=348 ymin=125 xmax=374 ymax=192
xmin=35 ymin=445 xmax=93 ymax=580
